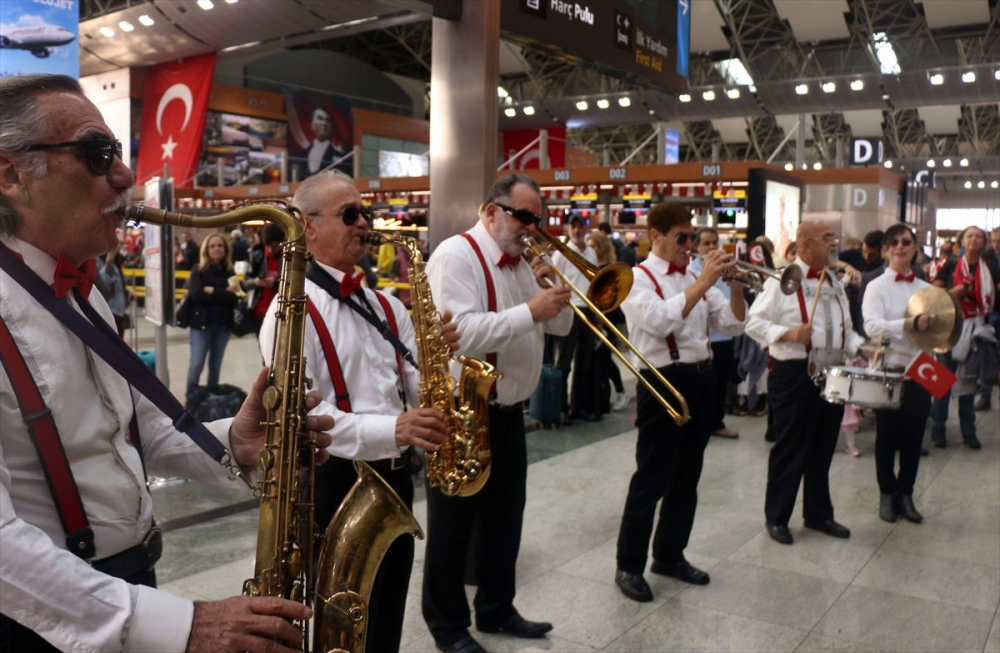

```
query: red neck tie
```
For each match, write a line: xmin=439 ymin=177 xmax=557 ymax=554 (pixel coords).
xmin=339 ymin=273 xmax=363 ymax=298
xmin=498 ymin=253 xmax=521 ymax=269
xmin=53 ymin=255 xmax=96 ymax=299
xmin=895 ymin=272 xmax=915 ymax=283
xmin=667 ymin=263 xmax=686 ymax=275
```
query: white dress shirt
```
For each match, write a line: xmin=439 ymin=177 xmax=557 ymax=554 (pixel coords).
xmin=862 ymin=268 xmax=930 ymax=367
xmin=551 ymin=239 xmax=597 ymax=307
xmin=307 ymin=139 xmax=329 ymax=174
xmin=426 ymin=221 xmax=573 ymax=406
xmin=621 ymin=252 xmax=744 ymax=369
xmin=746 ymin=259 xmax=866 ymax=361
xmin=690 ymin=256 xmax=734 ymax=343
xmin=0 ymin=236 xmax=243 ymax=653
xmin=259 ymin=261 xmax=420 ymax=461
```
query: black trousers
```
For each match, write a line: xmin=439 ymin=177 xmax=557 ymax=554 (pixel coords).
xmin=765 ymin=360 xmax=844 ymax=526
xmin=0 ymin=567 xmax=155 ymax=652
xmin=557 ymin=310 xmax=597 ymax=416
xmin=314 ymin=454 xmax=414 ymax=653
xmin=875 ymin=380 xmax=931 ymax=496
xmin=616 ymin=364 xmax=714 ymax=574
xmin=422 ymin=404 xmax=528 ymax=646
xmin=709 ymin=339 xmax=735 ymax=430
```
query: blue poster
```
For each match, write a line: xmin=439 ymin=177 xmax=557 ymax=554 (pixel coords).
xmin=0 ymin=0 xmax=79 ymax=79
xmin=676 ymin=0 xmax=690 ymax=78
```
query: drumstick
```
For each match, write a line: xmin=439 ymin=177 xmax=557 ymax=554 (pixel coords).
xmin=806 ymin=270 xmax=827 ymax=327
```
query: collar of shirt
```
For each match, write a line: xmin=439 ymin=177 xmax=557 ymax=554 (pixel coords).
xmin=1 ymin=235 xmax=59 ymax=287
xmin=643 ymin=251 xmax=692 ymax=280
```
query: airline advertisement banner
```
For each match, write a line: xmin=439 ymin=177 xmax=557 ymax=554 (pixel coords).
xmin=0 ymin=0 xmax=79 ymax=78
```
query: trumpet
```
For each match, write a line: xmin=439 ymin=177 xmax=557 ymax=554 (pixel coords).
xmin=691 ymin=253 xmax=802 ymax=295
xmin=521 ymin=233 xmax=691 ymax=426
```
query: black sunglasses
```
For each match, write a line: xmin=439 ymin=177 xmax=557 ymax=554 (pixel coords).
xmin=24 ymin=136 xmax=123 ymax=175
xmin=309 ymin=204 xmax=373 ymax=226
xmin=675 ymin=232 xmax=694 ymax=246
xmin=495 ymin=202 xmax=540 ymax=226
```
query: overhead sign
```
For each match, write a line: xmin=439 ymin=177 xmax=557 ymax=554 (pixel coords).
xmin=502 ymin=0 xmax=689 ymax=92
xmin=0 ymin=0 xmax=79 ymax=78
xmin=850 ymin=138 xmax=883 ymax=166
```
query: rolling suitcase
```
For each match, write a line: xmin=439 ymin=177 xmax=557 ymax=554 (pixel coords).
xmin=529 ymin=363 xmax=564 ymax=427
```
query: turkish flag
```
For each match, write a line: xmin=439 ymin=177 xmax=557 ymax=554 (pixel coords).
xmin=905 ymin=351 xmax=957 ymax=399
xmin=136 ymin=53 xmax=216 ymax=188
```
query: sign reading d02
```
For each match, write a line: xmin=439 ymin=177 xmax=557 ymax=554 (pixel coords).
xmin=850 ymin=138 xmax=883 ymax=166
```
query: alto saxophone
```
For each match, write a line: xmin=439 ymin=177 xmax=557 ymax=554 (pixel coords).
xmin=365 ymin=231 xmax=500 ymax=497
xmin=128 ymin=203 xmax=421 ymax=653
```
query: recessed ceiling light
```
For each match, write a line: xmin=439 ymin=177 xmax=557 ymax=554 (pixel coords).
xmin=850 ymin=79 xmax=864 ymax=91
xmin=813 ymin=162 xmax=823 ymax=170
xmin=597 ymin=99 xmax=610 ymax=109
xmin=138 ymin=14 xmax=154 ymax=26
xmin=575 ymin=100 xmax=589 ymax=111
xmin=995 ymin=70 xmax=1000 ymax=81
xmin=99 ymin=26 xmax=115 ymax=37
xmin=962 ymin=71 xmax=976 ymax=83
xmin=943 ymin=158 xmax=952 ymax=167
xmin=702 ymin=90 xmax=716 ymax=101
xmin=929 ymin=73 xmax=944 ymax=85
xmin=197 ymin=0 xmax=214 ymax=9
xmin=726 ymin=88 xmax=740 ymax=99
xmin=679 ymin=94 xmax=692 ymax=103
xmin=960 ymin=158 xmax=969 ymax=167
xmin=822 ymin=81 xmax=836 ymax=93
xmin=503 ymin=107 xmax=516 ymax=117
xmin=927 ymin=159 xmax=936 ymax=168
xmin=225 ymin=0 xmax=239 ymax=3
xmin=884 ymin=160 xmax=893 ymax=169
xmin=523 ymin=106 xmax=535 ymax=116
xmin=965 ymin=181 xmax=973 ymax=189
xmin=977 ymin=180 xmax=986 ymax=189
xmin=992 ymin=181 xmax=998 ymax=189
xmin=795 ymin=84 xmax=809 ymax=95
xmin=784 ymin=163 xmax=794 ymax=171
xmin=618 ymin=97 xmax=631 ymax=107
xmin=118 ymin=21 xmax=135 ymax=32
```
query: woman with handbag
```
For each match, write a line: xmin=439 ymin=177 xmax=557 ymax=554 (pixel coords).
xmin=185 ymin=233 xmax=239 ymax=399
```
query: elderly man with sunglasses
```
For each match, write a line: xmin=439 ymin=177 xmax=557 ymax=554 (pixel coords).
xmin=0 ymin=74 xmax=336 ymax=652
xmin=258 ymin=170 xmax=458 ymax=653
xmin=422 ymin=173 xmax=573 ymax=653
xmin=612 ymin=203 xmax=745 ymax=603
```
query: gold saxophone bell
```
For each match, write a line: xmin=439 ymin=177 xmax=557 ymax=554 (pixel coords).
xmin=521 ymin=228 xmax=691 ymax=426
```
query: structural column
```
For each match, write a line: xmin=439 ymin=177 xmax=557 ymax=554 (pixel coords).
xmin=429 ymin=0 xmax=500 ymax=249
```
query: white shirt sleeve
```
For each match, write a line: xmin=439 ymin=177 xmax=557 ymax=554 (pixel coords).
xmin=706 ymin=285 xmax=745 ymax=337
xmin=745 ymin=279 xmax=793 ymax=347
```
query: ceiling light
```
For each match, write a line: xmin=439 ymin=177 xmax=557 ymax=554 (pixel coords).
xmin=715 ymin=58 xmax=755 ymax=87
xmin=929 ymin=73 xmax=944 ymax=85
xmin=926 ymin=159 xmax=936 ymax=168
xmin=965 ymin=181 xmax=973 ymax=189
xmin=99 ymin=26 xmax=115 ymax=37
xmin=221 ymin=40 xmax=260 ymax=53
xmin=784 ymin=163 xmax=794 ymax=171
xmin=943 ymin=158 xmax=952 ymax=167
xmin=597 ymin=99 xmax=610 ymax=109
xmin=726 ymin=88 xmax=740 ymax=99
xmin=618 ymin=97 xmax=631 ymax=107
xmin=884 ymin=160 xmax=893 ymax=169
xmin=702 ymin=90 xmax=716 ymax=101
xmin=995 ymin=70 xmax=1000 ymax=81
xmin=813 ymin=162 xmax=823 ymax=170
xmin=503 ymin=107 xmax=516 ymax=117
xmin=225 ymin=0 xmax=239 ymax=3
xmin=960 ymin=158 xmax=969 ymax=167
xmin=873 ymin=31 xmax=901 ymax=75
xmin=850 ymin=79 xmax=864 ymax=91
xmin=648 ymin=109 xmax=656 ymax=115
xmin=576 ymin=100 xmax=589 ymax=111
xmin=679 ymin=94 xmax=692 ymax=103
xmin=138 ymin=14 xmax=154 ymax=26
xmin=522 ymin=106 xmax=535 ymax=116
xmin=978 ymin=180 xmax=986 ymax=189
xmin=118 ymin=21 xmax=135 ymax=32
xmin=795 ymin=84 xmax=809 ymax=95
xmin=497 ymin=86 xmax=509 ymax=99
xmin=992 ymin=181 xmax=999 ymax=189
xmin=822 ymin=81 xmax=836 ymax=93
xmin=962 ymin=71 xmax=976 ymax=83
xmin=197 ymin=0 xmax=214 ymax=9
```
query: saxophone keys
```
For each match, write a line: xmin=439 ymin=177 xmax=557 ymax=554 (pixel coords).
xmin=262 ymin=385 xmax=282 ymax=410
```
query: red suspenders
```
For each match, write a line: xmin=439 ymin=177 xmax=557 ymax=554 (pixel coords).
xmin=635 ymin=264 xmax=681 ymax=361
xmin=461 ymin=233 xmax=499 ymax=394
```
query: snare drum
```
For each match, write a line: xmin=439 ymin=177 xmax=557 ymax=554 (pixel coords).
xmin=820 ymin=365 xmax=905 ymax=409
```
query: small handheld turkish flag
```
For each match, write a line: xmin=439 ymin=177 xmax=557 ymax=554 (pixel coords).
xmin=904 ymin=351 xmax=957 ymax=399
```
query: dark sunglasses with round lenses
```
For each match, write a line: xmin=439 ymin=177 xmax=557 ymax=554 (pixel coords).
xmin=309 ymin=205 xmax=373 ymax=226
xmin=24 ymin=136 xmax=122 ymax=176
xmin=886 ymin=237 xmax=915 ymax=248
xmin=675 ymin=232 xmax=695 ymax=246
xmin=495 ymin=202 xmax=541 ymax=226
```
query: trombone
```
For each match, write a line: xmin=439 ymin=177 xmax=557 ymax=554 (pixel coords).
xmin=691 ymin=253 xmax=803 ymax=295
xmin=521 ymin=232 xmax=691 ymax=426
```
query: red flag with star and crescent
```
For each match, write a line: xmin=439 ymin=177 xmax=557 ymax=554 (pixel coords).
xmin=905 ymin=351 xmax=957 ymax=399
xmin=136 ymin=53 xmax=216 ymax=188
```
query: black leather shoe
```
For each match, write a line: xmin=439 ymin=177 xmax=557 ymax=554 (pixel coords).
xmin=964 ymin=436 xmax=982 ymax=450
xmin=436 ymin=635 xmax=488 ymax=653
xmin=766 ymin=523 xmax=793 ymax=544
xmin=932 ymin=436 xmax=947 ymax=448
xmin=879 ymin=494 xmax=897 ymax=523
xmin=478 ymin=613 xmax=552 ymax=639
xmin=895 ymin=495 xmax=923 ymax=523
xmin=650 ymin=558 xmax=710 ymax=585
xmin=614 ymin=569 xmax=653 ymax=602
xmin=804 ymin=519 xmax=851 ymax=538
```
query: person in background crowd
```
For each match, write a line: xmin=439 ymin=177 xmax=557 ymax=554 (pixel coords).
xmin=598 ymin=221 xmax=634 ymax=267
xmin=861 ymin=230 xmax=884 ymax=272
xmin=587 ymin=229 xmax=630 ymax=413
xmin=843 ymin=237 xmax=862 ymax=252
xmin=784 ymin=241 xmax=797 ymax=265
xmin=929 ymin=225 xmax=998 ymax=449
xmin=185 ymin=233 xmax=239 ymax=399
xmin=691 ymin=227 xmax=739 ymax=438
xmin=230 ymin=228 xmax=249 ymax=263
xmin=975 ymin=226 xmax=1000 ymax=411
xmin=94 ymin=247 xmax=131 ymax=337
xmin=179 ymin=231 xmax=199 ymax=271
xmin=247 ymin=224 xmax=284 ymax=337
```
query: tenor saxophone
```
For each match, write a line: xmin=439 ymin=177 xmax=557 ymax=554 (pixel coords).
xmin=365 ymin=231 xmax=500 ymax=497
xmin=128 ymin=203 xmax=420 ymax=653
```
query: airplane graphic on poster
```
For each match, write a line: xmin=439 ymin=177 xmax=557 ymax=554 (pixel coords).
xmin=0 ymin=22 xmax=75 ymax=58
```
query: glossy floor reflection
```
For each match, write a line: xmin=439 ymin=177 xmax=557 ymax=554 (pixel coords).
xmin=139 ymin=320 xmax=1000 ymax=652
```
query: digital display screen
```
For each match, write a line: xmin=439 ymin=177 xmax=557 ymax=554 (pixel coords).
xmin=764 ymin=180 xmax=801 ymax=266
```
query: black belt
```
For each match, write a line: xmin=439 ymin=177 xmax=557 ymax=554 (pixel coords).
xmin=91 ymin=527 xmax=162 ymax=579
xmin=669 ymin=359 xmax=712 ymax=374
xmin=367 ymin=449 xmax=412 ymax=472
xmin=489 ymin=400 xmax=524 ymax=415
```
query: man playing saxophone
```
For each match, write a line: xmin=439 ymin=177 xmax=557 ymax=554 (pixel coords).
xmin=258 ymin=171 xmax=458 ymax=653
xmin=423 ymin=173 xmax=573 ymax=653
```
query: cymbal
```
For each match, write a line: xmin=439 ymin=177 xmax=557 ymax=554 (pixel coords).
xmin=905 ymin=286 xmax=963 ymax=353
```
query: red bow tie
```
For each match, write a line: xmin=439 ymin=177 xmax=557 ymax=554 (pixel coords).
xmin=895 ymin=272 xmax=915 ymax=283
xmin=806 ymin=268 xmax=829 ymax=283
xmin=53 ymin=254 xmax=96 ymax=299
xmin=498 ymin=253 xmax=521 ymax=269
xmin=339 ymin=273 xmax=364 ymax=298
xmin=667 ymin=263 xmax=687 ymax=275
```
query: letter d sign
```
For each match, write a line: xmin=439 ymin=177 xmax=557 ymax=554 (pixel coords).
xmin=851 ymin=138 xmax=883 ymax=166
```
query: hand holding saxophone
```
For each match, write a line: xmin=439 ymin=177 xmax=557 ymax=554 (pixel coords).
xmin=186 ymin=595 xmax=312 ymax=653
xmin=395 ymin=408 xmax=450 ymax=451
xmin=439 ymin=310 xmax=461 ymax=352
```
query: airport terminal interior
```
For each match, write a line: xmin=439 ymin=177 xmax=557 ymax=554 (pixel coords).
xmin=2 ymin=0 xmax=1000 ymax=651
